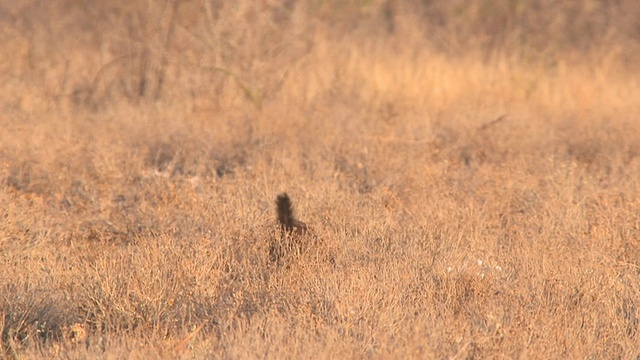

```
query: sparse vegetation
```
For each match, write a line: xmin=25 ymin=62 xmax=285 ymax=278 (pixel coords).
xmin=1 ymin=0 xmax=640 ymax=358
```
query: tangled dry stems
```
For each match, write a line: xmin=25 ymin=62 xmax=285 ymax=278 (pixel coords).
xmin=2 ymin=1 xmax=640 ymax=358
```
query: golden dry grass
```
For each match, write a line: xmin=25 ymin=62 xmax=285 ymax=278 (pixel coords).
xmin=2 ymin=0 xmax=640 ymax=358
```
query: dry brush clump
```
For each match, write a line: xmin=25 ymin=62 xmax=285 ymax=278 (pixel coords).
xmin=2 ymin=0 xmax=640 ymax=358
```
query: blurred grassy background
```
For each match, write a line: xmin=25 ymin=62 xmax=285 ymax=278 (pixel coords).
xmin=1 ymin=0 xmax=640 ymax=358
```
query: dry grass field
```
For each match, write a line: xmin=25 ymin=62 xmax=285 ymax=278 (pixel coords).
xmin=2 ymin=0 xmax=640 ymax=358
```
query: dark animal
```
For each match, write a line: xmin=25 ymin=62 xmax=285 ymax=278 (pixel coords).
xmin=270 ymin=193 xmax=311 ymax=263
xmin=276 ymin=193 xmax=309 ymax=235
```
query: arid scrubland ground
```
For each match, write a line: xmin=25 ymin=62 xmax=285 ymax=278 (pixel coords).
xmin=1 ymin=0 xmax=640 ymax=358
